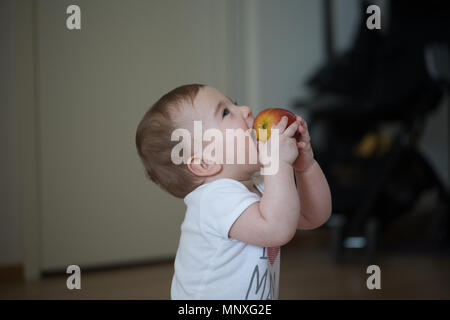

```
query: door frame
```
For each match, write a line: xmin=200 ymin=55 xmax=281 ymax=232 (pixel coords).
xmin=15 ymin=0 xmax=41 ymax=281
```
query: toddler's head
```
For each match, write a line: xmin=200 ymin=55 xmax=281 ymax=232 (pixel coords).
xmin=136 ymin=84 xmax=261 ymax=198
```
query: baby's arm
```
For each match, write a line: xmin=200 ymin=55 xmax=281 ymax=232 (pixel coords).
xmin=229 ymin=117 xmax=301 ymax=247
xmin=292 ymin=116 xmax=332 ymax=230
xmin=295 ymin=160 xmax=332 ymax=230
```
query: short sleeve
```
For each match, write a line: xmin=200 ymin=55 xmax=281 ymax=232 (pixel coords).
xmin=199 ymin=179 xmax=261 ymax=239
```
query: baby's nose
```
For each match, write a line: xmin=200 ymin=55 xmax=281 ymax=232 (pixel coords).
xmin=241 ymin=106 xmax=254 ymax=128
xmin=241 ymin=105 xmax=253 ymax=118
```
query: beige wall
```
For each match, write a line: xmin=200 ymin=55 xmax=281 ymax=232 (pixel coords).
xmin=3 ymin=0 xmax=326 ymax=275
xmin=7 ymin=0 xmax=327 ymax=277
xmin=254 ymin=0 xmax=324 ymax=110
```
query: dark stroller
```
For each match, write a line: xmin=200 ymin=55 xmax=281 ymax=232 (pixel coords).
xmin=293 ymin=0 xmax=450 ymax=263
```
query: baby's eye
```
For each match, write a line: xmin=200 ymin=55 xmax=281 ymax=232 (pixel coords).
xmin=222 ymin=108 xmax=230 ymax=118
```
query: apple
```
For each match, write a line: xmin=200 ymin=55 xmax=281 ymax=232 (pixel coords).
xmin=253 ymin=108 xmax=301 ymax=142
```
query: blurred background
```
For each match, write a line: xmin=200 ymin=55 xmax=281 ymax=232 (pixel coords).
xmin=1 ymin=0 xmax=449 ymax=299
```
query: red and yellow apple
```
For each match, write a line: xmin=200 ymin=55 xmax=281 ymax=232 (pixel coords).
xmin=253 ymin=108 xmax=301 ymax=142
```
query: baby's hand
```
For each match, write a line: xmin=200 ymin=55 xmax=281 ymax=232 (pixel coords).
xmin=259 ymin=116 xmax=299 ymax=167
xmin=292 ymin=115 xmax=315 ymax=173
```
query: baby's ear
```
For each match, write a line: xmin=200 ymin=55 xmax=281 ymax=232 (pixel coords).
xmin=187 ymin=154 xmax=222 ymax=177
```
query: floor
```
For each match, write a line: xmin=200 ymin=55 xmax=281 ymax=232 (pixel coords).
xmin=1 ymin=226 xmax=449 ymax=299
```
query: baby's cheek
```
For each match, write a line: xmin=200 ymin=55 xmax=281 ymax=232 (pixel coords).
xmin=219 ymin=132 xmax=255 ymax=165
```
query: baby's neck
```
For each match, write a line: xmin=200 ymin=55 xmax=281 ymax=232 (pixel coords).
xmin=204 ymin=170 xmax=257 ymax=187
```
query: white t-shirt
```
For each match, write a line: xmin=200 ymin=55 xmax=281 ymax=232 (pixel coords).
xmin=170 ymin=173 xmax=280 ymax=300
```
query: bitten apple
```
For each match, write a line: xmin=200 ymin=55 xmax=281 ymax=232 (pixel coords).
xmin=253 ymin=108 xmax=301 ymax=142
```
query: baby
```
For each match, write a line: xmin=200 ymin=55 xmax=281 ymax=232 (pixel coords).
xmin=135 ymin=84 xmax=332 ymax=299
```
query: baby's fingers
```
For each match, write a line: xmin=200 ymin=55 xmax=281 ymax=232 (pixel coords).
xmin=283 ymin=120 xmax=300 ymax=138
xmin=296 ymin=116 xmax=310 ymax=140
xmin=298 ymin=141 xmax=308 ymax=149
xmin=273 ymin=116 xmax=289 ymax=133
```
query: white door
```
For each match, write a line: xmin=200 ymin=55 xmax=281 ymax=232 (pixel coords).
xmin=36 ymin=0 xmax=234 ymax=272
